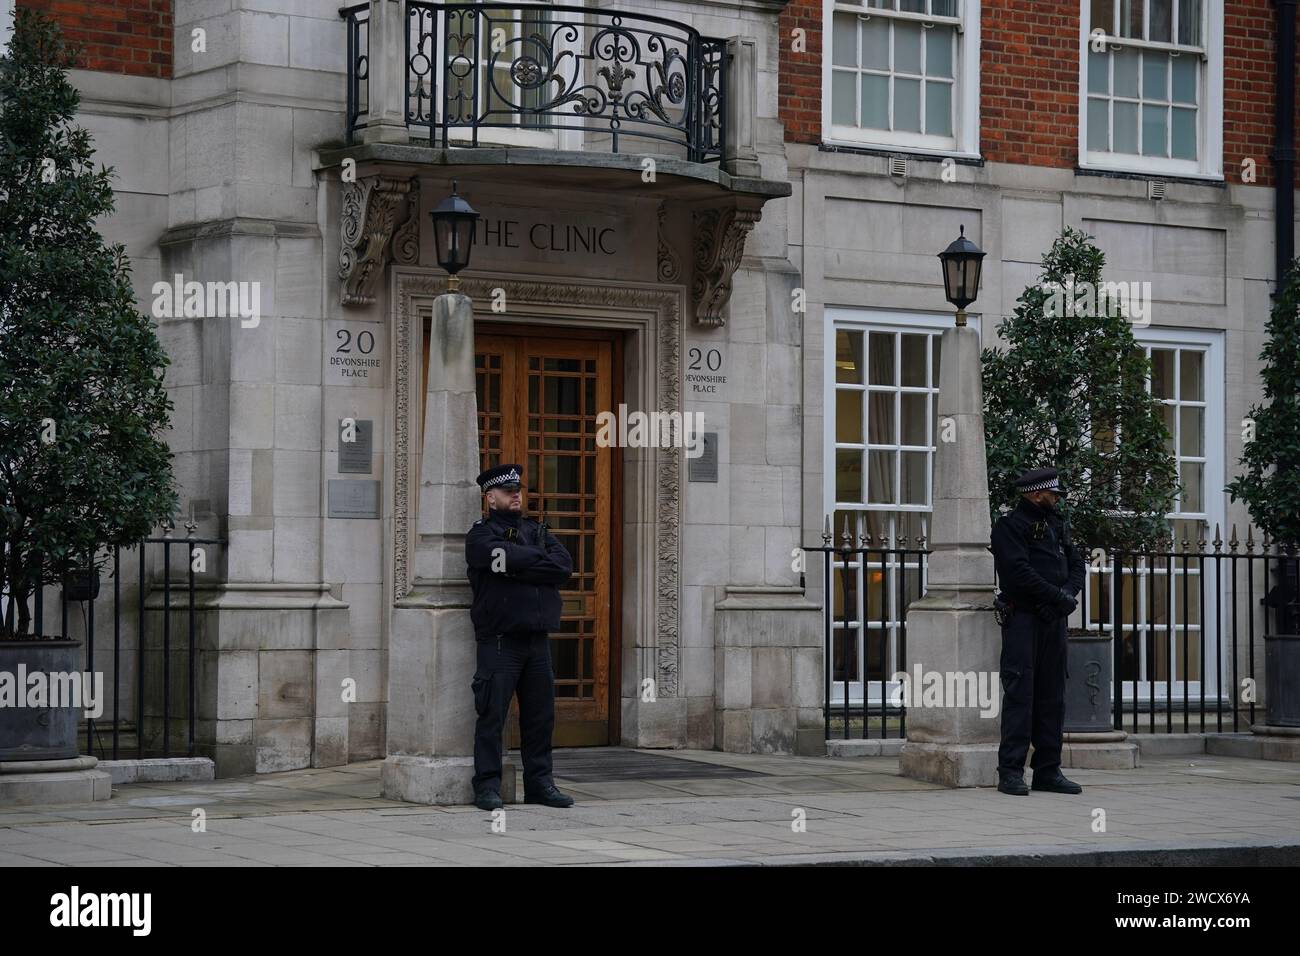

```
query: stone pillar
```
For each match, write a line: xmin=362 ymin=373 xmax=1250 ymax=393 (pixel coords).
xmin=898 ymin=324 xmax=1002 ymax=787
xmin=381 ymin=292 xmax=501 ymax=804
xmin=713 ymin=587 xmax=823 ymax=755
xmin=723 ymin=37 xmax=762 ymax=178
xmin=361 ymin=0 xmax=413 ymax=145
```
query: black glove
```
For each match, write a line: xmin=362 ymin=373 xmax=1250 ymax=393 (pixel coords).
xmin=1056 ymin=587 xmax=1078 ymax=615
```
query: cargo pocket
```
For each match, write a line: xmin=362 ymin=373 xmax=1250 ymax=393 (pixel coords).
xmin=471 ymin=670 xmax=492 ymax=717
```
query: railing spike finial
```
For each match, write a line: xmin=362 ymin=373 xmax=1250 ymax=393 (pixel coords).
xmin=1212 ymin=523 xmax=1222 ymax=553
xmin=822 ymin=514 xmax=832 ymax=547
xmin=917 ymin=517 xmax=927 ymax=549
xmin=1229 ymin=523 xmax=1239 ymax=553
xmin=1245 ymin=525 xmax=1255 ymax=553
xmin=840 ymin=514 xmax=852 ymax=553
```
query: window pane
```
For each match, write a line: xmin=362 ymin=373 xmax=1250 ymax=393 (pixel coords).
xmin=899 ymin=0 xmax=926 ymax=12
xmin=1172 ymin=55 xmax=1197 ymax=103
xmin=932 ymin=0 xmax=958 ymax=15
xmin=1114 ymin=100 xmax=1139 ymax=152
xmin=926 ymin=80 xmax=952 ymax=136
xmin=836 ymin=330 xmax=864 ymax=384
xmin=832 ymin=71 xmax=857 ymax=126
xmin=1151 ymin=349 xmax=1175 ymax=398
xmin=862 ymin=16 xmax=890 ymax=70
xmin=836 ymin=390 xmax=864 ymax=443
xmin=1150 ymin=0 xmax=1173 ymax=42
xmin=1091 ymin=0 xmax=1115 ymax=32
xmin=868 ymin=451 xmax=896 ymax=504
xmin=894 ymin=77 xmax=922 ymax=132
xmin=901 ymin=334 xmax=928 ymax=387
xmin=869 ymin=332 xmax=895 ymax=384
xmin=861 ymin=73 xmax=890 ymax=129
xmin=927 ymin=27 xmax=953 ymax=78
xmin=1088 ymin=98 xmax=1110 ymax=151
xmin=1119 ymin=0 xmax=1142 ymax=38
xmin=901 ymin=392 xmax=927 ymax=445
xmin=901 ymin=451 xmax=928 ymax=504
xmin=1114 ymin=51 xmax=1139 ymax=96
xmin=1160 ymin=403 xmax=1176 ymax=453
xmin=833 ymin=13 xmax=859 ymax=66
xmin=1088 ymin=51 xmax=1109 ymax=93
xmin=1179 ymin=406 xmax=1204 ymax=456
xmin=1142 ymin=52 xmax=1169 ymax=100
xmin=868 ymin=391 xmax=896 ymax=443
xmin=1178 ymin=0 xmax=1202 ymax=45
xmin=837 ymin=450 xmax=863 ymax=502
xmin=1179 ymin=349 xmax=1204 ymax=400
xmin=1142 ymin=104 xmax=1167 ymax=156
xmin=894 ymin=20 xmax=922 ymax=74
xmin=1171 ymin=107 xmax=1196 ymax=159
xmin=1179 ymin=461 xmax=1203 ymax=512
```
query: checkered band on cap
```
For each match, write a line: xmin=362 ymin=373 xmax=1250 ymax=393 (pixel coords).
xmin=482 ymin=467 xmax=521 ymax=490
xmin=1018 ymin=477 xmax=1060 ymax=492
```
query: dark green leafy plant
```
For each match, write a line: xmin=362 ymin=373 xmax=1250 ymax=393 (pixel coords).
xmin=1227 ymin=260 xmax=1300 ymax=547
xmin=983 ymin=227 xmax=1177 ymax=549
xmin=0 ymin=10 xmax=178 ymax=637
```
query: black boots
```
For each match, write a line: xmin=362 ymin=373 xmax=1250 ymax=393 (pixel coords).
xmin=1031 ymin=771 xmax=1083 ymax=794
xmin=474 ymin=789 xmax=504 ymax=811
xmin=524 ymin=784 xmax=575 ymax=808
xmin=997 ymin=774 xmax=1030 ymax=796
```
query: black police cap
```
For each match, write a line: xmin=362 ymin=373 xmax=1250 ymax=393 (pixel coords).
xmin=476 ymin=463 xmax=524 ymax=492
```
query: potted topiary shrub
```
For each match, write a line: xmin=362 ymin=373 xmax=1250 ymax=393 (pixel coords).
xmin=1227 ymin=260 xmax=1300 ymax=728
xmin=0 ymin=10 xmax=178 ymax=761
xmin=983 ymin=228 xmax=1179 ymax=734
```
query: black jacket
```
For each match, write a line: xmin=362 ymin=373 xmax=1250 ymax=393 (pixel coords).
xmin=465 ymin=509 xmax=573 ymax=638
xmin=991 ymin=497 xmax=1086 ymax=610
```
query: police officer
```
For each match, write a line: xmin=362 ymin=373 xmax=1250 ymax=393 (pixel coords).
xmin=990 ymin=466 xmax=1086 ymax=796
xmin=465 ymin=464 xmax=576 ymax=811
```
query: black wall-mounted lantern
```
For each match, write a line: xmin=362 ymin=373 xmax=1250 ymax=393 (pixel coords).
xmin=429 ymin=180 xmax=480 ymax=292
xmin=937 ymin=224 xmax=986 ymax=326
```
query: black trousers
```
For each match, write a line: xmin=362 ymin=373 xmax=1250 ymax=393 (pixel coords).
xmin=998 ymin=607 xmax=1068 ymax=778
xmin=471 ymin=630 xmax=557 ymax=795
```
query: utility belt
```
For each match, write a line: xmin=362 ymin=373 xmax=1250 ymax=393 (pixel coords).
xmin=994 ymin=592 xmax=1065 ymax=626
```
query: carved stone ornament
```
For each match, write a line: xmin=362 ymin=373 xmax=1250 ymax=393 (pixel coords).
xmin=657 ymin=201 xmax=681 ymax=284
xmin=339 ymin=175 xmax=420 ymax=306
xmin=691 ymin=205 xmax=760 ymax=327
xmin=392 ymin=273 xmax=683 ymax=696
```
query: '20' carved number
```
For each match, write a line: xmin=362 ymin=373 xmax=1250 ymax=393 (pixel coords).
xmin=336 ymin=329 xmax=376 ymax=354
xmin=688 ymin=347 xmax=722 ymax=371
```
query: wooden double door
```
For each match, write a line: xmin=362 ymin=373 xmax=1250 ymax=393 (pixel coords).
xmin=472 ymin=328 xmax=619 ymax=746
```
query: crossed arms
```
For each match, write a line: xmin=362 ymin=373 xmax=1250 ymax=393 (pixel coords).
xmin=465 ymin=520 xmax=574 ymax=585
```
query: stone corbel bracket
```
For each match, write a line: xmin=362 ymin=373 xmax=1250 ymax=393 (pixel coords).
xmin=339 ymin=175 xmax=420 ymax=307
xmin=690 ymin=203 xmax=761 ymax=327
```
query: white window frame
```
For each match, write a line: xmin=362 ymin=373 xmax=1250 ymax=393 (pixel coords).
xmin=1078 ymin=325 xmax=1226 ymax=704
xmin=824 ymin=308 xmax=969 ymax=706
xmin=822 ymin=0 xmax=981 ymax=158
xmin=1 ymin=0 xmax=13 ymax=53
xmin=1078 ymin=0 xmax=1224 ymax=180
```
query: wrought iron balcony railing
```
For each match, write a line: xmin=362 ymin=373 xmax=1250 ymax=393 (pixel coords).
xmin=341 ymin=2 xmax=727 ymax=163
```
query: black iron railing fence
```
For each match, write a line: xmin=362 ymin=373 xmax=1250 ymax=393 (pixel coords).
xmin=805 ymin=516 xmax=1297 ymax=741
xmin=342 ymin=1 xmax=727 ymax=162
xmin=1 ymin=527 xmax=225 ymax=761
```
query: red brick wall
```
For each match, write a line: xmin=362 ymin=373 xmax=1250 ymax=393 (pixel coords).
xmin=778 ymin=0 xmax=1297 ymax=185
xmin=16 ymin=0 xmax=172 ymax=78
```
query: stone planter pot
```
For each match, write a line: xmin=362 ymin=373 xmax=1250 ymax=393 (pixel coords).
xmin=0 ymin=638 xmax=83 ymax=761
xmin=1064 ymin=630 xmax=1113 ymax=733
xmin=1264 ymin=634 xmax=1300 ymax=727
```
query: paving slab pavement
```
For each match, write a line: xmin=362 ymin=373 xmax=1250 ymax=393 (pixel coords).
xmin=1 ymin=749 xmax=1298 ymax=866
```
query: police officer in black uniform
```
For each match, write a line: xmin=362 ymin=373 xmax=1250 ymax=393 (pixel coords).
xmin=990 ymin=466 xmax=1086 ymax=796
xmin=465 ymin=464 xmax=576 ymax=811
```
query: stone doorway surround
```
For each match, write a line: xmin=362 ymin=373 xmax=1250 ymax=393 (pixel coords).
xmin=387 ymin=269 xmax=687 ymax=747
